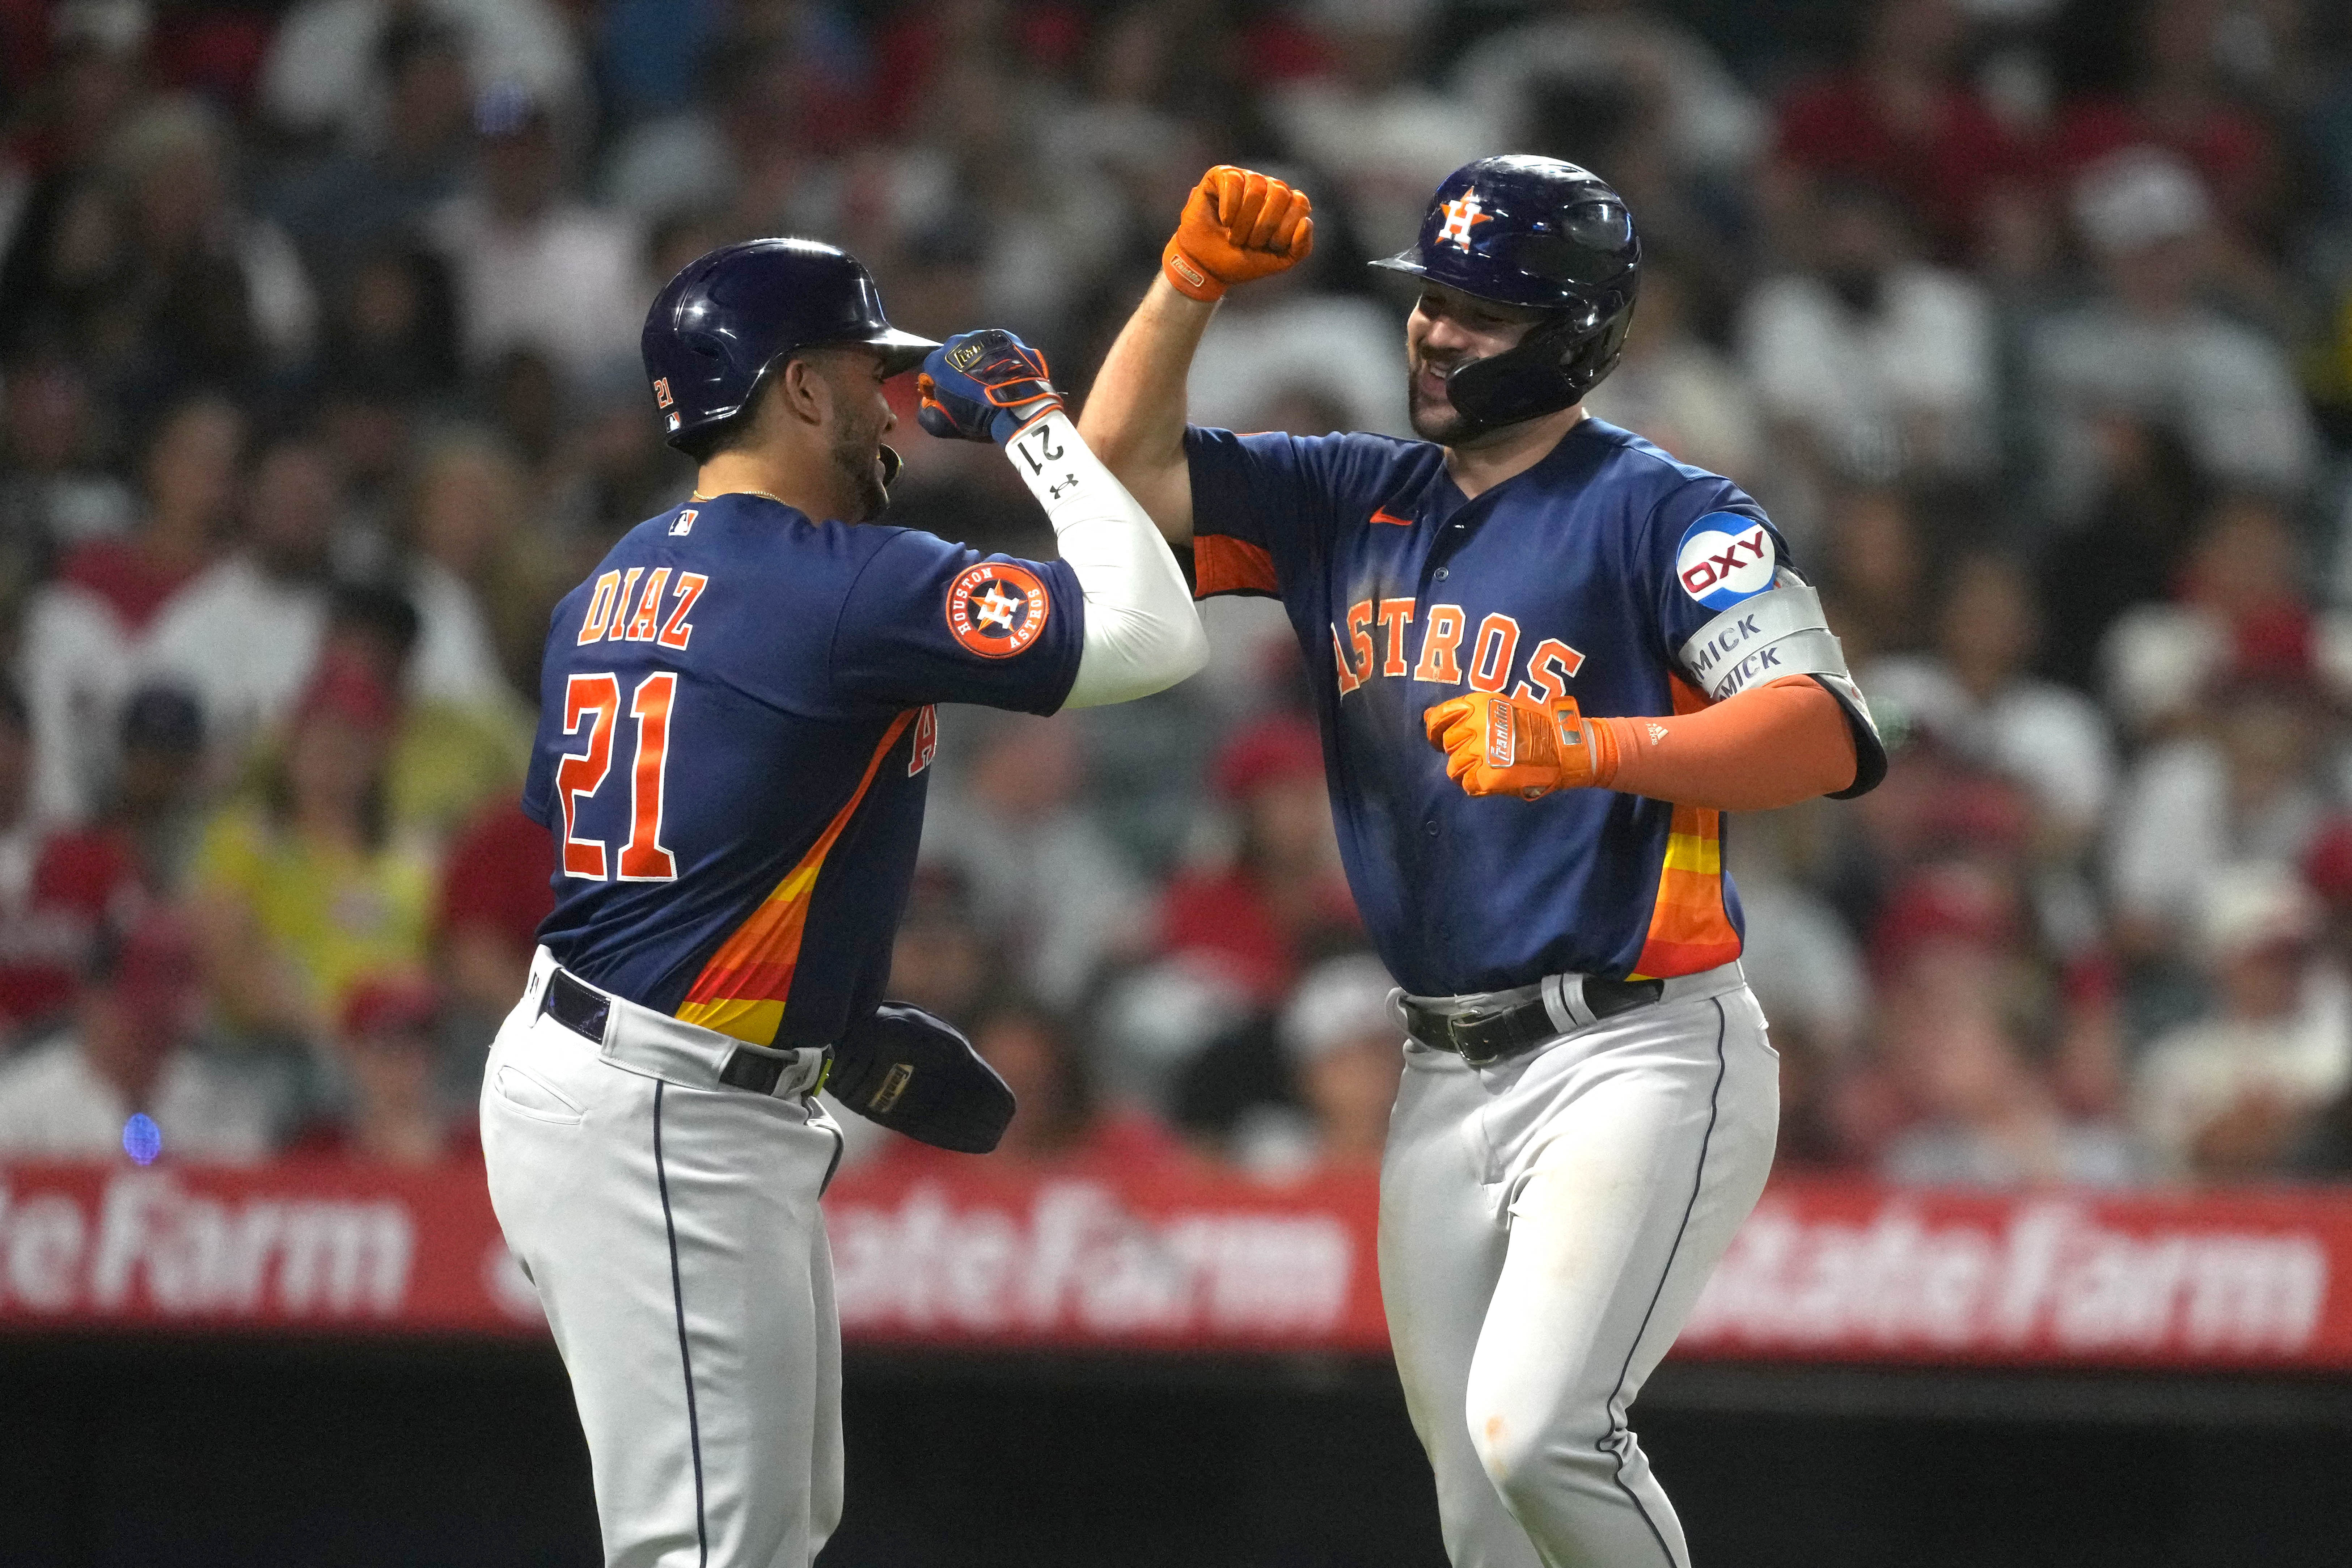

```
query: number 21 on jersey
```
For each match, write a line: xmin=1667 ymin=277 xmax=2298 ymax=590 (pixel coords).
xmin=557 ymin=672 xmax=678 ymax=881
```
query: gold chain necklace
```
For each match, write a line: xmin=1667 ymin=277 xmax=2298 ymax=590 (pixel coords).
xmin=690 ymin=488 xmax=789 ymax=506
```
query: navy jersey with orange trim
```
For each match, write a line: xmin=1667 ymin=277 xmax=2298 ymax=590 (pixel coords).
xmin=523 ymin=493 xmax=1081 ymax=1047
xmin=1186 ymin=417 xmax=1882 ymax=997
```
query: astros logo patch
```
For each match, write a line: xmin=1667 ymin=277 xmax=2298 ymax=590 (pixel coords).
xmin=1674 ymin=512 xmax=1776 ymax=610
xmin=1438 ymin=187 xmax=1493 ymax=250
xmin=946 ymin=562 xmax=1050 ymax=658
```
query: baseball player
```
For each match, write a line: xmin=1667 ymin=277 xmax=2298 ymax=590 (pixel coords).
xmin=1080 ymin=160 xmax=1887 ymax=1567
xmin=479 ymin=238 xmax=1205 ymax=1568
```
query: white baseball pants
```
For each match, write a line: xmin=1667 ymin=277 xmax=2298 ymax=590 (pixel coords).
xmin=1379 ymin=966 xmax=1777 ymax=1568
xmin=481 ymin=958 xmax=846 ymax=1568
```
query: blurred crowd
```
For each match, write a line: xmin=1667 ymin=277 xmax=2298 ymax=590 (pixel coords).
xmin=1 ymin=0 xmax=2351 ymax=1187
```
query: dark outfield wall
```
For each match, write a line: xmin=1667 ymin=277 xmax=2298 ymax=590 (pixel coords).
xmin=0 ymin=1341 xmax=2347 ymax=1567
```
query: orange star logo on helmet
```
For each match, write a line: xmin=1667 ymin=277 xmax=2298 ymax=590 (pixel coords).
xmin=1438 ymin=187 xmax=1494 ymax=250
xmin=945 ymin=562 xmax=1051 ymax=658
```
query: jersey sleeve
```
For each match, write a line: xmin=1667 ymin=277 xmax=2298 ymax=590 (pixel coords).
xmin=828 ymin=528 xmax=1085 ymax=714
xmin=1640 ymin=477 xmax=1887 ymax=798
xmin=1186 ymin=427 xmax=1393 ymax=600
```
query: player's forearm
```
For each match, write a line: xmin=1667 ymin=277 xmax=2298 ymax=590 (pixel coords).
xmin=1003 ymin=409 xmax=1207 ymax=708
xmin=1592 ymin=676 xmax=1857 ymax=811
xmin=1076 ymin=276 xmax=1215 ymax=545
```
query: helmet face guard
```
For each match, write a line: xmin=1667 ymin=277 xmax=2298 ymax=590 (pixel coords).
xmin=1372 ymin=156 xmax=1641 ymax=438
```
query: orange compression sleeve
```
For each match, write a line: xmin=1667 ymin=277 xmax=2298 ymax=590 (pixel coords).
xmin=1588 ymin=676 xmax=1857 ymax=811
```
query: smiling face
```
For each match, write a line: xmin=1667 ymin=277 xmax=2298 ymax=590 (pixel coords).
xmin=1404 ymin=282 xmax=1549 ymax=445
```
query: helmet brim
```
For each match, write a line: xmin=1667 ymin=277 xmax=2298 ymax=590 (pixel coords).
xmin=858 ymin=327 xmax=941 ymax=378
xmin=1369 ymin=250 xmax=1552 ymax=313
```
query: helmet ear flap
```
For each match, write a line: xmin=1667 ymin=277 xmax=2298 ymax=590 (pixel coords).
xmin=1442 ymin=296 xmax=1634 ymax=434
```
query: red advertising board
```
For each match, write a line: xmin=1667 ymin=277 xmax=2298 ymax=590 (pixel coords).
xmin=3 ymin=1158 xmax=2351 ymax=1371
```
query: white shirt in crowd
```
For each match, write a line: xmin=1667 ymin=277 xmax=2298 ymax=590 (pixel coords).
xmin=918 ymin=793 xmax=1146 ymax=1013
xmin=1739 ymin=265 xmax=1994 ymax=473
xmin=428 ymin=195 xmax=644 ymax=388
xmin=1863 ymin=657 xmax=2118 ymax=840
xmin=2030 ymin=303 xmax=2317 ymax=520
xmin=18 ymin=580 xmax=147 ymax=824
xmin=140 ymin=557 xmax=330 ymax=768
xmin=2133 ymin=967 xmax=2352 ymax=1175
xmin=0 ymin=1036 xmax=275 ymax=1163
xmin=1188 ymin=294 xmax=1412 ymax=439
xmin=1450 ymin=8 xmax=1764 ymax=181
xmin=405 ymin=559 xmax=515 ymax=710
xmin=1267 ymin=83 xmax=1495 ymax=256
xmin=2106 ymin=738 xmax=2330 ymax=933
xmin=2100 ymin=603 xmax=2352 ymax=738
xmin=260 ymin=0 xmax=584 ymax=145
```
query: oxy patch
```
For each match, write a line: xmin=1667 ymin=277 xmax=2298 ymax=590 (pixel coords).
xmin=1674 ymin=513 xmax=1775 ymax=610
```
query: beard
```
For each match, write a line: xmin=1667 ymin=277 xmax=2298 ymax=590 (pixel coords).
xmin=1406 ymin=348 xmax=1479 ymax=445
xmin=830 ymin=418 xmax=892 ymax=523
xmin=1408 ymin=379 xmax=1479 ymax=445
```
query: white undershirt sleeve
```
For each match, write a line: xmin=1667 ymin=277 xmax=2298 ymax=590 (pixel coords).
xmin=1002 ymin=410 xmax=1209 ymax=709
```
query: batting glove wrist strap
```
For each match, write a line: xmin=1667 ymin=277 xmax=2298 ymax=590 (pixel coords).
xmin=828 ymin=1002 xmax=1015 ymax=1154
xmin=917 ymin=329 xmax=1064 ymax=446
xmin=1424 ymin=693 xmax=1619 ymax=799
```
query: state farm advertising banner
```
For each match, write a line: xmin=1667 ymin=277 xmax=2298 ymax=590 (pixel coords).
xmin=3 ymin=1159 xmax=2351 ymax=1371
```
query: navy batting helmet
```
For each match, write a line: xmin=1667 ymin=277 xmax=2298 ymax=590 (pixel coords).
xmin=1371 ymin=156 xmax=1640 ymax=434
xmin=640 ymin=238 xmax=938 ymax=453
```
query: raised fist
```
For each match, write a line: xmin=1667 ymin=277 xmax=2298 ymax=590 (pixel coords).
xmin=1162 ymin=165 xmax=1315 ymax=302
xmin=916 ymin=329 xmax=1063 ymax=446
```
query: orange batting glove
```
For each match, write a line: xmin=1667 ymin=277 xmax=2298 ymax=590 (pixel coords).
xmin=1424 ymin=694 xmax=1620 ymax=800
xmin=1162 ymin=165 xmax=1314 ymax=302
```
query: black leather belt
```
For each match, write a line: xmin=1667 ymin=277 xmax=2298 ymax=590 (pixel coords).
xmin=1402 ymin=976 xmax=1665 ymax=1068
xmin=539 ymin=966 xmax=806 ymax=1095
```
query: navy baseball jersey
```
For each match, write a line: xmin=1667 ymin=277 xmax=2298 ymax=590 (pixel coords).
xmin=1186 ymin=416 xmax=1882 ymax=997
xmin=523 ymin=492 xmax=1082 ymax=1047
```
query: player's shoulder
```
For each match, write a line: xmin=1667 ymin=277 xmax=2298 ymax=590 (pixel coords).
xmin=580 ymin=495 xmax=917 ymax=589
xmin=1562 ymin=418 xmax=1749 ymax=508
xmin=1190 ymin=423 xmax=1446 ymax=487
xmin=1565 ymin=419 xmax=1768 ymax=548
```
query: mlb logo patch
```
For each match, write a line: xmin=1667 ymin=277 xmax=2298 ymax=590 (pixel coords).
xmin=653 ymin=377 xmax=673 ymax=408
xmin=670 ymin=508 xmax=697 ymax=537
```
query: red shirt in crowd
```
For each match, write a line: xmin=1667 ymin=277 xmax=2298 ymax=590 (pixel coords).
xmin=2050 ymin=97 xmax=2275 ymax=229
xmin=1156 ymin=866 xmax=1362 ymax=1007
xmin=436 ymin=799 xmax=557 ymax=959
xmin=54 ymin=538 xmax=204 ymax=635
xmin=1775 ymin=75 xmax=2035 ymax=260
xmin=0 ymin=825 xmax=137 ymax=1035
